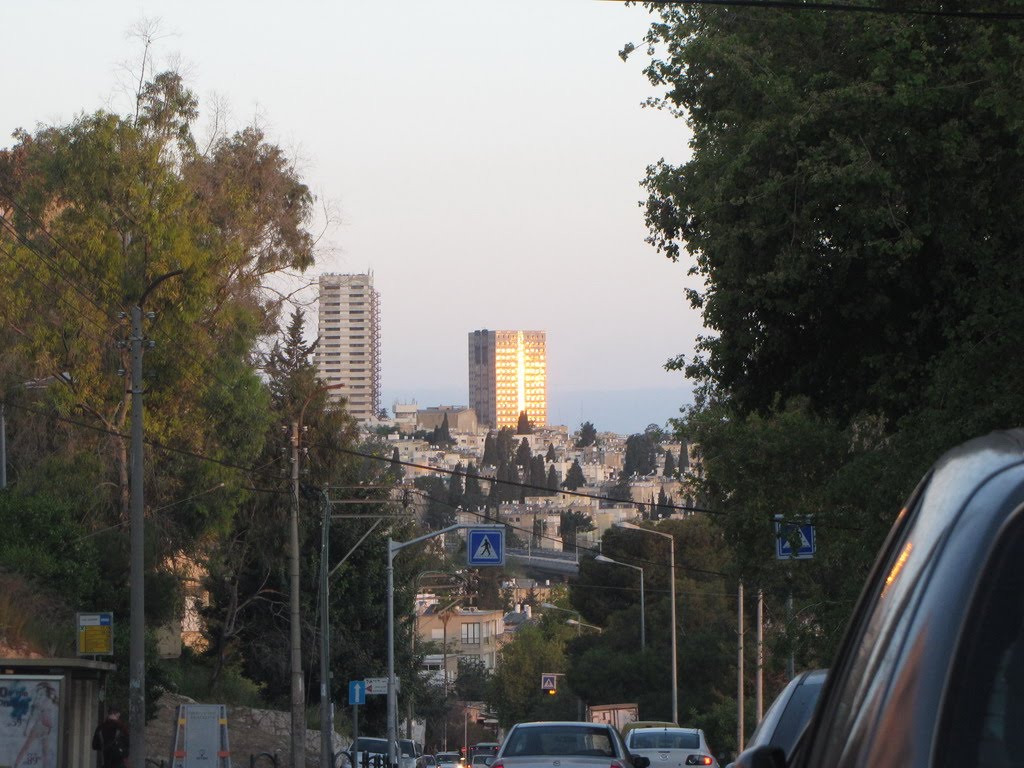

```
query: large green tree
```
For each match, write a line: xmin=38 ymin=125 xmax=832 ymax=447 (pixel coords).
xmin=631 ymin=3 xmax=1024 ymax=429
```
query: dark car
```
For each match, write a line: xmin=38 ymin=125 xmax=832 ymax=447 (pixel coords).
xmin=727 ymin=670 xmax=826 ymax=768
xmin=738 ymin=429 xmax=1024 ymax=767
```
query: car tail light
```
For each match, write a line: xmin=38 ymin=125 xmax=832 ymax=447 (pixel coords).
xmin=610 ymin=761 xmax=625 ymax=768
xmin=490 ymin=762 xmax=503 ymax=768
xmin=684 ymin=757 xmax=713 ymax=766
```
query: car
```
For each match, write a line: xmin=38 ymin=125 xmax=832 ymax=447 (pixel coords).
xmin=737 ymin=429 xmax=1024 ymax=768
xmin=624 ymin=726 xmax=718 ymax=768
xmin=726 ymin=670 xmax=826 ymax=768
xmin=436 ymin=752 xmax=462 ymax=768
xmin=349 ymin=737 xmax=389 ymax=768
xmin=490 ymin=721 xmax=650 ymax=768
xmin=399 ymin=740 xmax=421 ymax=768
xmin=419 ymin=755 xmax=437 ymax=768
xmin=621 ymin=722 xmax=678 ymax=741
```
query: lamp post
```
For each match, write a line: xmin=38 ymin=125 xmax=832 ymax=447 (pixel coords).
xmin=565 ymin=618 xmax=602 ymax=634
xmin=594 ymin=555 xmax=645 ymax=650
xmin=615 ymin=521 xmax=677 ymax=724
xmin=388 ymin=524 xmax=503 ymax=768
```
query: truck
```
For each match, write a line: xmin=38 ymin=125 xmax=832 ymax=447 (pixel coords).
xmin=587 ymin=703 xmax=639 ymax=732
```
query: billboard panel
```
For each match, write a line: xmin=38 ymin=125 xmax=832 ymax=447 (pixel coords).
xmin=0 ymin=675 xmax=63 ymax=768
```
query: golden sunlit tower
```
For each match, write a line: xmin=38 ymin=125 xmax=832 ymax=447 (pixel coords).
xmin=468 ymin=330 xmax=547 ymax=429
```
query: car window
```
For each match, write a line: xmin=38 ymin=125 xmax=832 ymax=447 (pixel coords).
xmin=938 ymin=508 xmax=1024 ymax=765
xmin=504 ymin=726 xmax=616 ymax=757
xmin=770 ymin=676 xmax=825 ymax=756
xmin=357 ymin=739 xmax=388 ymax=753
xmin=630 ymin=732 xmax=699 ymax=750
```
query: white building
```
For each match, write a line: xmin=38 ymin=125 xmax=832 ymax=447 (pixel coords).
xmin=315 ymin=273 xmax=381 ymax=422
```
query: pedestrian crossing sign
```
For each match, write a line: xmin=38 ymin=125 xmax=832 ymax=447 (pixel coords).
xmin=468 ymin=528 xmax=505 ymax=566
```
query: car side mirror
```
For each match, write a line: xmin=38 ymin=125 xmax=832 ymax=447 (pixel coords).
xmin=633 ymin=756 xmax=651 ymax=768
xmin=734 ymin=746 xmax=785 ymax=768
xmin=484 ymin=760 xmax=493 ymax=766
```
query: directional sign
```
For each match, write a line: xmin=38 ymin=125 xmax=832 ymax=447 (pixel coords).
xmin=349 ymin=680 xmax=366 ymax=705
xmin=468 ymin=528 xmax=505 ymax=566
xmin=364 ymin=677 xmax=399 ymax=695
xmin=541 ymin=673 xmax=557 ymax=692
xmin=775 ymin=520 xmax=816 ymax=560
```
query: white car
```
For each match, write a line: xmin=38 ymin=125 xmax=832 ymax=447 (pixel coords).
xmin=624 ymin=727 xmax=717 ymax=768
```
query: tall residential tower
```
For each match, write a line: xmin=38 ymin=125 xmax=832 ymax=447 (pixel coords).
xmin=468 ymin=330 xmax=547 ymax=429
xmin=315 ymin=273 xmax=381 ymax=422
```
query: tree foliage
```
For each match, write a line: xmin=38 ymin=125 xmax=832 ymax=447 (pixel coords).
xmin=562 ymin=459 xmax=586 ymax=492
xmin=575 ymin=422 xmax=597 ymax=448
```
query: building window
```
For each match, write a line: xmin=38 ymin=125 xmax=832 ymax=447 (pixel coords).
xmin=461 ymin=622 xmax=481 ymax=644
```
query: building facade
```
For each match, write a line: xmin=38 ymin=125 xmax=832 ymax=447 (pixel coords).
xmin=468 ymin=329 xmax=547 ymax=429
xmin=315 ymin=273 xmax=381 ymax=422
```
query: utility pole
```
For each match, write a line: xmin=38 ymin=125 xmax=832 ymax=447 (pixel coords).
xmin=737 ymin=581 xmax=744 ymax=752
xmin=128 ymin=269 xmax=181 ymax=768
xmin=320 ymin=487 xmax=332 ymax=768
xmin=290 ymin=420 xmax=305 ymax=768
xmin=756 ymin=590 xmax=764 ymax=722
xmin=1 ymin=402 xmax=6 ymax=489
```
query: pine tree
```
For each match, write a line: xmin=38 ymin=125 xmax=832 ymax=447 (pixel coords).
xmin=663 ymin=450 xmax=676 ymax=477
xmin=389 ymin=447 xmax=403 ymax=480
xmin=448 ymin=463 xmax=466 ymax=509
xmin=545 ymin=443 xmax=557 ymax=462
xmin=562 ymin=459 xmax=586 ymax=491
xmin=575 ymin=421 xmax=597 ymax=448
xmin=529 ymin=455 xmax=547 ymax=494
xmin=516 ymin=410 xmax=533 ymax=435
xmin=546 ymin=465 xmax=559 ymax=493
xmin=515 ymin=437 xmax=532 ymax=469
xmin=464 ymin=464 xmax=485 ymax=510
xmin=482 ymin=432 xmax=498 ymax=466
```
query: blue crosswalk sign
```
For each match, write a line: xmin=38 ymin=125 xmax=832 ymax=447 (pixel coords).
xmin=775 ymin=520 xmax=816 ymax=560
xmin=468 ymin=528 xmax=505 ymax=566
xmin=349 ymin=680 xmax=366 ymax=705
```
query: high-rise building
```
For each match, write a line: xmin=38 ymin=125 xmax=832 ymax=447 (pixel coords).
xmin=468 ymin=330 xmax=547 ymax=429
xmin=315 ymin=273 xmax=381 ymax=422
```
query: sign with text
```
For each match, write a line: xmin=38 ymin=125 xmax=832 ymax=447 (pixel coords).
xmin=77 ymin=612 xmax=113 ymax=655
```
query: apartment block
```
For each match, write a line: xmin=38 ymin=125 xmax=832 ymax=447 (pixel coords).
xmin=468 ymin=329 xmax=547 ymax=429
xmin=315 ymin=273 xmax=381 ymax=422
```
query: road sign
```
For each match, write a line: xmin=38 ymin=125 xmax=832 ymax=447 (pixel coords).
xmin=540 ymin=673 xmax=557 ymax=692
xmin=76 ymin=612 xmax=113 ymax=655
xmin=364 ymin=677 xmax=399 ymax=695
xmin=775 ymin=520 xmax=816 ymax=560
xmin=468 ymin=527 xmax=505 ymax=566
xmin=349 ymin=680 xmax=366 ymax=705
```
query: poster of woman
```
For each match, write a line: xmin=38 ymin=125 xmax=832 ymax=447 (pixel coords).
xmin=0 ymin=676 xmax=62 ymax=768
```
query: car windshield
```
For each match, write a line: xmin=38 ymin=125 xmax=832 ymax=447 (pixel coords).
xmin=630 ymin=732 xmax=699 ymax=750
xmin=400 ymin=741 xmax=416 ymax=757
xmin=503 ymin=726 xmax=616 ymax=757
xmin=356 ymin=739 xmax=388 ymax=753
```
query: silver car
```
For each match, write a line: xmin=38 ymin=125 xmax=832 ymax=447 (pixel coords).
xmin=492 ymin=722 xmax=650 ymax=768
xmin=623 ymin=727 xmax=717 ymax=768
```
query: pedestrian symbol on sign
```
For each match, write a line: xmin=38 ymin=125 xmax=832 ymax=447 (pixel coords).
xmin=467 ymin=528 xmax=505 ymax=566
xmin=541 ymin=673 xmax=557 ymax=692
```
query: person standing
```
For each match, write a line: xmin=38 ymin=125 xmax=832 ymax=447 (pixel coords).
xmin=92 ymin=707 xmax=130 ymax=768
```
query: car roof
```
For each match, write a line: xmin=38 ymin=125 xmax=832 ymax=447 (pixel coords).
xmin=629 ymin=727 xmax=700 ymax=734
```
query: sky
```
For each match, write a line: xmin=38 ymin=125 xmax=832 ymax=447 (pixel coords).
xmin=3 ymin=0 xmax=704 ymax=435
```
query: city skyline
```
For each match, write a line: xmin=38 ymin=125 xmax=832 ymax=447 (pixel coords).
xmin=3 ymin=1 xmax=703 ymax=435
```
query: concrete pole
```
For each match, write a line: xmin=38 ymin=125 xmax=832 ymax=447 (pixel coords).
xmin=321 ymin=489 xmax=333 ymax=768
xmin=756 ymin=590 xmax=764 ymax=722
xmin=128 ymin=305 xmax=146 ymax=768
xmin=290 ymin=421 xmax=305 ymax=768
xmin=737 ymin=581 xmax=744 ymax=752
xmin=1 ymin=402 xmax=7 ymax=489
xmin=387 ymin=539 xmax=397 ymax=768
xmin=668 ymin=536 xmax=678 ymax=724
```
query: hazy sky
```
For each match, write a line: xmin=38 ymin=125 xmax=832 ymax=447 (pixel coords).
xmin=3 ymin=0 xmax=703 ymax=433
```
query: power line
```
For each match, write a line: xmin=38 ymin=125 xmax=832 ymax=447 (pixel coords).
xmin=631 ymin=0 xmax=1024 ymax=20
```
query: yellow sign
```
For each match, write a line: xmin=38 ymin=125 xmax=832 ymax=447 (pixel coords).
xmin=77 ymin=612 xmax=113 ymax=655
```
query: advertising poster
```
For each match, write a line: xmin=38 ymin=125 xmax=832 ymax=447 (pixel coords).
xmin=0 ymin=676 xmax=62 ymax=768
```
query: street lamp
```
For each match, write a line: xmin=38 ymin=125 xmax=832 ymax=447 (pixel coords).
xmin=594 ymin=554 xmax=645 ymax=650
xmin=615 ymin=521 xmax=677 ymax=724
xmin=565 ymin=618 xmax=602 ymax=633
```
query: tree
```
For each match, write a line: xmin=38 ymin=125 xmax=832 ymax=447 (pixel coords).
xmin=464 ymin=464 xmax=486 ymax=511
xmin=623 ymin=433 xmax=658 ymax=478
xmin=529 ymin=455 xmax=548 ymax=495
xmin=559 ymin=510 xmax=595 ymax=551
xmin=663 ymin=450 xmax=676 ymax=478
xmin=575 ymin=422 xmax=597 ymax=448
xmin=454 ymin=656 xmax=490 ymax=701
xmin=496 ymin=427 xmax=517 ymax=466
xmin=488 ymin=624 xmax=578 ymax=727
xmin=545 ymin=443 xmax=557 ymax=462
xmin=515 ymin=438 xmax=532 ymax=470
xmin=389 ymin=447 xmax=404 ymax=481
xmin=562 ymin=459 xmax=586 ymax=492
xmin=482 ymin=432 xmax=498 ymax=467
xmin=517 ymin=411 xmax=533 ymax=435
xmin=546 ymin=465 xmax=560 ymax=493
xmin=430 ymin=414 xmax=454 ymax=447
xmin=448 ymin=463 xmax=466 ymax=510
xmin=631 ymin=3 xmax=1024 ymax=429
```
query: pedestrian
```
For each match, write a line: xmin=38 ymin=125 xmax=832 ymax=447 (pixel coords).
xmin=92 ymin=706 xmax=130 ymax=768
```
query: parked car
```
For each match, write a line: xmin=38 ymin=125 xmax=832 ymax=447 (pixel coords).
xmin=624 ymin=726 xmax=718 ymax=768
xmin=727 ymin=670 xmax=826 ymax=768
xmin=738 ymin=429 xmax=1024 ymax=768
xmin=349 ymin=737 xmax=389 ymax=768
xmin=491 ymin=721 xmax=650 ymax=768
